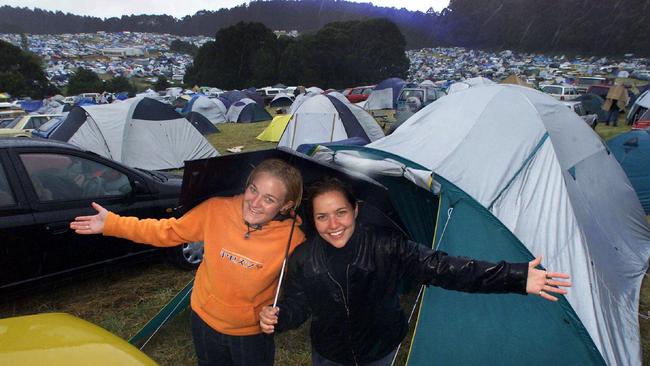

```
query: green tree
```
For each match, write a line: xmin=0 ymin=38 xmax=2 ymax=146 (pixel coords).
xmin=279 ymin=19 xmax=409 ymax=88
xmin=184 ymin=22 xmax=279 ymax=89
xmin=154 ymin=75 xmax=171 ymax=91
xmin=105 ymin=76 xmax=135 ymax=94
xmin=67 ymin=68 xmax=104 ymax=95
xmin=170 ymin=39 xmax=198 ymax=56
xmin=0 ymin=39 xmax=55 ymax=98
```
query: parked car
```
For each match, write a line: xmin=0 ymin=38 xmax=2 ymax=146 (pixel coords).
xmin=343 ymin=85 xmax=375 ymax=103
xmin=0 ymin=118 xmax=15 ymax=128
xmin=0 ymin=138 xmax=203 ymax=294
xmin=561 ymin=100 xmax=597 ymax=128
xmin=31 ymin=116 xmax=65 ymax=139
xmin=0 ymin=313 xmax=157 ymax=366
xmin=540 ymin=84 xmax=579 ymax=101
xmin=256 ymin=87 xmax=285 ymax=104
xmin=574 ymin=76 xmax=607 ymax=94
xmin=632 ymin=109 xmax=650 ymax=130
xmin=586 ymin=84 xmax=611 ymax=99
xmin=394 ymin=85 xmax=446 ymax=124
xmin=0 ymin=114 xmax=60 ymax=138
xmin=0 ymin=102 xmax=25 ymax=120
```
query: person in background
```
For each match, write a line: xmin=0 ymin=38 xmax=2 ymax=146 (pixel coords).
xmin=260 ymin=177 xmax=571 ymax=366
xmin=71 ymin=159 xmax=305 ymax=366
xmin=603 ymin=83 xmax=629 ymax=127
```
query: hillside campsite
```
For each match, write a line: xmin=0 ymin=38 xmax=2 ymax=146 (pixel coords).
xmin=2 ymin=84 xmax=650 ymax=366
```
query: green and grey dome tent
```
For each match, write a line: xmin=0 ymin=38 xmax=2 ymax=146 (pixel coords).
xmin=310 ymin=84 xmax=650 ymax=365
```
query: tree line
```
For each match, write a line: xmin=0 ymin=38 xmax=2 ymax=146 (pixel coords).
xmin=183 ymin=19 xmax=409 ymax=90
xmin=0 ymin=1 xmax=436 ymax=50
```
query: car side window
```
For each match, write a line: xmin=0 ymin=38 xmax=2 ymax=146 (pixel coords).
xmin=20 ymin=153 xmax=133 ymax=202
xmin=0 ymin=163 xmax=16 ymax=207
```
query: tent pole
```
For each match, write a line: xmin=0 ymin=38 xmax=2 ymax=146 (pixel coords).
xmin=330 ymin=113 xmax=337 ymax=142
xmin=290 ymin=114 xmax=298 ymax=149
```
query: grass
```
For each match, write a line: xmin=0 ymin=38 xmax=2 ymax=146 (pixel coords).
xmin=0 ymin=109 xmax=647 ymax=365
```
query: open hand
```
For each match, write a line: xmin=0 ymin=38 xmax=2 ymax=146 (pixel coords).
xmin=259 ymin=306 xmax=279 ymax=334
xmin=70 ymin=202 xmax=108 ymax=234
xmin=526 ymin=256 xmax=571 ymax=301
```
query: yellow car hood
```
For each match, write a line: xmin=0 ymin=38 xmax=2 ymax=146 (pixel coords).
xmin=0 ymin=313 xmax=157 ymax=366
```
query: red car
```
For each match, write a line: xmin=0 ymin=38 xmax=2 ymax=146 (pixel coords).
xmin=632 ymin=109 xmax=650 ymax=130
xmin=343 ymin=85 xmax=375 ymax=103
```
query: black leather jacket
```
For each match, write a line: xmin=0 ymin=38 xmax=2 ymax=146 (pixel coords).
xmin=276 ymin=223 xmax=528 ymax=365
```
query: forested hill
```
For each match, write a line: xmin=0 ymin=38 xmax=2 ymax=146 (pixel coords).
xmin=0 ymin=1 xmax=438 ymax=49
xmin=0 ymin=0 xmax=648 ymax=56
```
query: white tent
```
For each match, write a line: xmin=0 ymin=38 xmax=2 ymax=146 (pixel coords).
xmin=279 ymin=94 xmax=384 ymax=150
xmin=52 ymin=97 xmax=218 ymax=170
xmin=327 ymin=85 xmax=650 ymax=365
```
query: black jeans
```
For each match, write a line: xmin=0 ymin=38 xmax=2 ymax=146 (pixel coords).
xmin=191 ymin=310 xmax=275 ymax=366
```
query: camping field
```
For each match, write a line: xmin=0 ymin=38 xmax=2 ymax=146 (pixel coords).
xmin=0 ymin=117 xmax=648 ymax=365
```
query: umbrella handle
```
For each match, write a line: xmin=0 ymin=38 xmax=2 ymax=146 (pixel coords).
xmin=272 ymin=215 xmax=297 ymax=308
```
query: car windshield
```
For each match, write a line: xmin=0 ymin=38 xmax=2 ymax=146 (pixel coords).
xmin=37 ymin=117 xmax=62 ymax=132
xmin=399 ymin=90 xmax=425 ymax=101
xmin=640 ymin=109 xmax=650 ymax=121
xmin=0 ymin=119 xmax=13 ymax=128
xmin=578 ymin=78 xmax=605 ymax=86
xmin=5 ymin=116 xmax=22 ymax=129
xmin=542 ymin=86 xmax=562 ymax=94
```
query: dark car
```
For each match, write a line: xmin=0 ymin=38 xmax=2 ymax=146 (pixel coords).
xmin=343 ymin=85 xmax=375 ymax=103
xmin=586 ymin=84 xmax=611 ymax=99
xmin=0 ymin=138 xmax=203 ymax=294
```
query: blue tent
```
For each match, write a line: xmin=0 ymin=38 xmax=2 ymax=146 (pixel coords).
xmin=608 ymin=129 xmax=650 ymax=213
xmin=220 ymin=91 xmax=248 ymax=109
xmin=365 ymin=77 xmax=406 ymax=110
xmin=19 ymin=100 xmax=43 ymax=113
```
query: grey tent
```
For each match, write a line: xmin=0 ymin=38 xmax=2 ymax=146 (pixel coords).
xmin=51 ymin=97 xmax=218 ymax=170
xmin=225 ymin=98 xmax=272 ymax=123
xmin=184 ymin=95 xmax=227 ymax=124
xmin=279 ymin=94 xmax=384 ymax=150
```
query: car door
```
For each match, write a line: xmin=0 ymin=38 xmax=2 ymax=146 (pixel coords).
xmin=10 ymin=147 xmax=161 ymax=286
xmin=0 ymin=151 xmax=38 ymax=290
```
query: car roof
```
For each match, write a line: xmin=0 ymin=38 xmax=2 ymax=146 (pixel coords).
xmin=0 ymin=137 xmax=82 ymax=150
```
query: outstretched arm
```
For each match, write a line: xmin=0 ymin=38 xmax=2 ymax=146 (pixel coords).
xmin=70 ymin=201 xmax=108 ymax=234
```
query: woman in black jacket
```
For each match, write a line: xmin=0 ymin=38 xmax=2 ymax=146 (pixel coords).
xmin=260 ymin=177 xmax=571 ymax=366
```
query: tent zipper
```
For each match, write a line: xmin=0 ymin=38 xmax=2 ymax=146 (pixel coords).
xmin=327 ymin=265 xmax=359 ymax=365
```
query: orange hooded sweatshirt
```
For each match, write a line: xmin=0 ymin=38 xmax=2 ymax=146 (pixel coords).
xmin=103 ymin=194 xmax=304 ymax=336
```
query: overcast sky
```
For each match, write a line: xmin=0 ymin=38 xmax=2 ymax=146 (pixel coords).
xmin=0 ymin=1 xmax=450 ymax=18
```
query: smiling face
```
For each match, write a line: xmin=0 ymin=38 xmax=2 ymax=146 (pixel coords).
xmin=313 ymin=190 xmax=358 ymax=248
xmin=242 ymin=172 xmax=293 ymax=226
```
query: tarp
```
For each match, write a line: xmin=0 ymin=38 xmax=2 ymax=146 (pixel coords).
xmin=256 ymin=114 xmax=292 ymax=142
xmin=313 ymin=84 xmax=650 ymax=365
xmin=608 ymin=129 xmax=650 ymax=214
xmin=499 ymin=74 xmax=533 ymax=88
xmin=51 ymin=97 xmax=218 ymax=170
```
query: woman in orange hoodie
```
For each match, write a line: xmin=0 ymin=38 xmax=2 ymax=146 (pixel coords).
xmin=70 ymin=159 xmax=305 ymax=366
